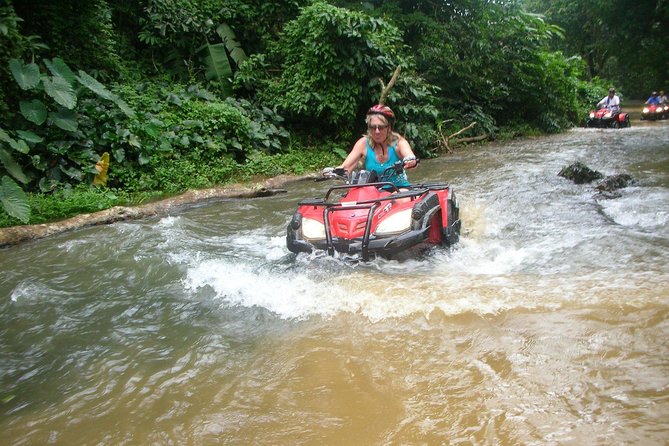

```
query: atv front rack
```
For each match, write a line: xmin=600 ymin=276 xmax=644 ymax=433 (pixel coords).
xmin=299 ymin=183 xmax=436 ymax=260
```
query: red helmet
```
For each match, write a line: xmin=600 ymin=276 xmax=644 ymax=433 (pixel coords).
xmin=367 ymin=104 xmax=395 ymax=126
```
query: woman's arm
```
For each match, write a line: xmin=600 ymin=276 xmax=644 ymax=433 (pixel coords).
xmin=338 ymin=137 xmax=367 ymax=172
xmin=396 ymin=137 xmax=417 ymax=169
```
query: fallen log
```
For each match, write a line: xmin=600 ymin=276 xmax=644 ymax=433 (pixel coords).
xmin=0 ymin=174 xmax=311 ymax=248
xmin=436 ymin=121 xmax=488 ymax=152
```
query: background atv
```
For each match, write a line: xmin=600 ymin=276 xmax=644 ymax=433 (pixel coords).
xmin=585 ymin=108 xmax=631 ymax=128
xmin=641 ymin=103 xmax=666 ymax=121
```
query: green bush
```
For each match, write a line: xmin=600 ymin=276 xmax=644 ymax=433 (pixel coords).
xmin=238 ymin=1 xmax=406 ymax=132
xmin=0 ymin=184 xmax=155 ymax=227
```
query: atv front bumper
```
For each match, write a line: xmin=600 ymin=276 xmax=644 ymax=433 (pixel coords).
xmin=585 ymin=117 xmax=613 ymax=128
xmin=287 ymin=226 xmax=432 ymax=260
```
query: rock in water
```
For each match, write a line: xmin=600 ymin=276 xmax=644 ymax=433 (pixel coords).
xmin=558 ymin=162 xmax=604 ymax=184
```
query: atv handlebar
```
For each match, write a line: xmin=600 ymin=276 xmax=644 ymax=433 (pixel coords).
xmin=319 ymin=158 xmax=419 ymax=183
xmin=317 ymin=167 xmax=348 ymax=181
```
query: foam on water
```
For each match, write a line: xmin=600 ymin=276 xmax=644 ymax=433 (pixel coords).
xmin=599 ymin=187 xmax=669 ymax=231
xmin=169 ymin=127 xmax=669 ymax=322
xmin=182 ymin=258 xmax=379 ymax=320
xmin=176 ymin=178 xmax=669 ymax=321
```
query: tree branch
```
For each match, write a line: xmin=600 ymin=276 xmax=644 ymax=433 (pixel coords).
xmin=435 ymin=121 xmax=487 ymax=152
xmin=378 ymin=65 xmax=401 ymax=105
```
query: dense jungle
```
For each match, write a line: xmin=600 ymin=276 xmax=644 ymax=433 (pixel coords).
xmin=2 ymin=2 xmax=669 ymax=444
xmin=0 ymin=0 xmax=667 ymax=227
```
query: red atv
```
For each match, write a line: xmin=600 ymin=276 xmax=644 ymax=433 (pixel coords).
xmin=585 ymin=108 xmax=631 ymax=128
xmin=641 ymin=103 xmax=666 ymax=121
xmin=286 ymin=161 xmax=461 ymax=261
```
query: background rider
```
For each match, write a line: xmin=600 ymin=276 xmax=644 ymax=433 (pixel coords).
xmin=597 ymin=87 xmax=620 ymax=112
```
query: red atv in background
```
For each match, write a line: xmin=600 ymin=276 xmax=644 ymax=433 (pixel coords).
xmin=641 ymin=103 xmax=666 ymax=121
xmin=585 ymin=108 xmax=631 ymax=128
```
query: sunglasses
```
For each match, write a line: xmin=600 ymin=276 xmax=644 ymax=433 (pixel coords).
xmin=368 ymin=124 xmax=389 ymax=131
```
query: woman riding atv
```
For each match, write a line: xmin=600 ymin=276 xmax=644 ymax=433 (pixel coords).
xmin=328 ymin=104 xmax=417 ymax=188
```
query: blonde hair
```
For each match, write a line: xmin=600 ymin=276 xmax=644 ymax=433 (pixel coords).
xmin=365 ymin=114 xmax=399 ymax=147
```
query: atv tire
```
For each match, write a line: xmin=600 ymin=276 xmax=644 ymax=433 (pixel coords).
xmin=442 ymin=199 xmax=461 ymax=247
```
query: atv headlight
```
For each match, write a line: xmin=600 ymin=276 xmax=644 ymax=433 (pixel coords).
xmin=374 ymin=208 xmax=412 ymax=236
xmin=589 ymin=112 xmax=595 ymax=118
xmin=301 ymin=217 xmax=325 ymax=239
xmin=643 ymin=107 xmax=650 ymax=113
xmin=604 ymin=112 xmax=612 ymax=118
xmin=658 ymin=107 xmax=664 ymax=113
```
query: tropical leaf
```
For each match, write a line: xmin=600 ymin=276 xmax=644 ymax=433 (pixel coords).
xmin=112 ymin=97 xmax=136 ymax=118
xmin=76 ymin=70 xmax=114 ymax=100
xmin=44 ymin=57 xmax=77 ymax=85
xmin=9 ymin=59 xmax=40 ymax=90
xmin=76 ymin=70 xmax=135 ymax=117
xmin=93 ymin=152 xmax=109 ymax=186
xmin=112 ymin=147 xmax=125 ymax=162
xmin=0 ymin=149 xmax=29 ymax=184
xmin=19 ymin=99 xmax=48 ymax=125
xmin=43 ymin=75 xmax=77 ymax=109
xmin=16 ymin=130 xmax=43 ymax=144
xmin=59 ymin=165 xmax=82 ymax=180
xmin=9 ymin=138 xmax=30 ymax=154
xmin=0 ymin=176 xmax=30 ymax=223
xmin=216 ymin=24 xmax=247 ymax=66
xmin=203 ymin=42 xmax=233 ymax=82
xmin=0 ymin=128 xmax=11 ymax=143
xmin=50 ymin=108 xmax=78 ymax=132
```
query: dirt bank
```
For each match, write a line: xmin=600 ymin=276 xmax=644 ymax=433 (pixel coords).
xmin=0 ymin=174 xmax=313 ymax=248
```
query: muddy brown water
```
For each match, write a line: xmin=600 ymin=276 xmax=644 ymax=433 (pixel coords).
xmin=2 ymin=118 xmax=668 ymax=445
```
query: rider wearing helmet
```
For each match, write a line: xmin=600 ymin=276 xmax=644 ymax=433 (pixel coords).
xmin=597 ymin=87 xmax=621 ymax=112
xmin=645 ymin=91 xmax=661 ymax=105
xmin=330 ymin=104 xmax=417 ymax=188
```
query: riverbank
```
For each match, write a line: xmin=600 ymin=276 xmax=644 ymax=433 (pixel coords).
xmin=0 ymin=173 xmax=314 ymax=248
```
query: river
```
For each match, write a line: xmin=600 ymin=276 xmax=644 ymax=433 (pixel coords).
xmin=1 ymin=118 xmax=669 ymax=445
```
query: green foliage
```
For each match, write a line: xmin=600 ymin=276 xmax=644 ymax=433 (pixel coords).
xmin=13 ymin=0 xmax=123 ymax=79
xmin=0 ymin=56 xmax=139 ymax=218
xmin=200 ymin=23 xmax=248 ymax=95
xmin=101 ymin=81 xmax=291 ymax=192
xmin=0 ymin=145 xmax=338 ymax=228
xmin=0 ymin=175 xmax=29 ymax=223
xmin=9 ymin=59 xmax=40 ymax=90
xmin=138 ymin=0 xmax=221 ymax=47
xmin=0 ymin=3 xmax=49 ymax=122
xmin=377 ymin=1 xmax=586 ymax=133
xmin=0 ymin=185 xmax=157 ymax=227
xmin=136 ymin=0 xmax=251 ymax=89
xmin=241 ymin=1 xmax=406 ymax=131
xmin=523 ymin=0 xmax=669 ymax=98
xmin=2 ymin=0 xmax=661 ymax=230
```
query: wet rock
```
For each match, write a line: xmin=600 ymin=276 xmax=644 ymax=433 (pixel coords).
xmin=559 ymin=162 xmax=635 ymax=200
xmin=595 ymin=173 xmax=635 ymax=192
xmin=593 ymin=173 xmax=635 ymax=199
xmin=558 ymin=162 xmax=604 ymax=184
xmin=593 ymin=190 xmax=623 ymax=200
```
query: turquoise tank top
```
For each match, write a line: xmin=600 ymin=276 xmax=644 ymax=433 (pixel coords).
xmin=365 ymin=140 xmax=409 ymax=187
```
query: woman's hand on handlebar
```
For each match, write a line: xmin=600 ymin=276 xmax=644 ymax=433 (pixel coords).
xmin=321 ymin=167 xmax=347 ymax=179
xmin=403 ymin=156 xmax=418 ymax=169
